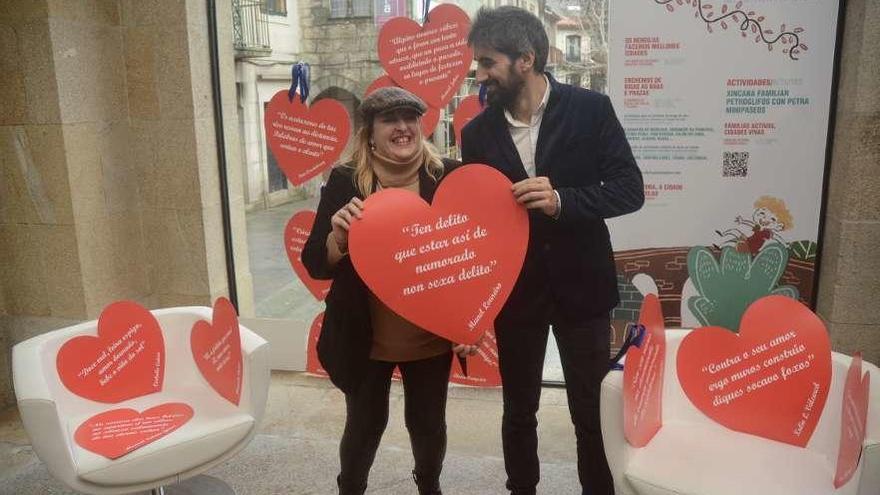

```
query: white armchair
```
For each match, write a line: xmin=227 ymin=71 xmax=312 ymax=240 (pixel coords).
xmin=12 ymin=306 xmax=270 ymax=495
xmin=601 ymin=329 xmax=880 ymax=495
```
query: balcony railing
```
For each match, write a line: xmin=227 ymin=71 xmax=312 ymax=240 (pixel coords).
xmin=233 ymin=0 xmax=272 ymax=58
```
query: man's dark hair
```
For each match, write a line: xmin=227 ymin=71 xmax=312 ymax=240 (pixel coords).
xmin=468 ymin=6 xmax=549 ymax=73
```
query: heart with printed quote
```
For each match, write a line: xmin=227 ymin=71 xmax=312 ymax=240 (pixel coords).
xmin=349 ymin=164 xmax=527 ymax=345
xmin=56 ymin=301 xmax=165 ymax=403
xmin=453 ymin=94 xmax=483 ymax=147
xmin=677 ymin=295 xmax=831 ymax=447
xmin=623 ymin=293 xmax=666 ymax=447
xmin=285 ymin=211 xmax=331 ymax=301
xmin=191 ymin=297 xmax=243 ymax=405
xmin=366 ymin=75 xmax=442 ymax=137
xmin=834 ymin=353 xmax=870 ymax=488
xmin=377 ymin=4 xmax=473 ymax=109
xmin=74 ymin=403 xmax=193 ymax=459
xmin=264 ymin=90 xmax=351 ymax=186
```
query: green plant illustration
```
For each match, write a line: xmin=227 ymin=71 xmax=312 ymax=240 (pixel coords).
xmin=687 ymin=244 xmax=799 ymax=331
xmin=789 ymin=240 xmax=818 ymax=262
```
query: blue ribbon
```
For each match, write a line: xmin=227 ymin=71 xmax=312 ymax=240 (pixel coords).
xmin=288 ymin=62 xmax=310 ymax=104
xmin=478 ymin=83 xmax=488 ymax=107
xmin=610 ymin=323 xmax=647 ymax=371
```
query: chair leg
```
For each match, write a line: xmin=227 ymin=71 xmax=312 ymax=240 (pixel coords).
xmin=150 ymin=488 xmax=165 ymax=495
xmin=148 ymin=475 xmax=235 ymax=494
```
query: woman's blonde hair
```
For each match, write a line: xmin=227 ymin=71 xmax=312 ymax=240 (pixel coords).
xmin=346 ymin=121 xmax=445 ymax=197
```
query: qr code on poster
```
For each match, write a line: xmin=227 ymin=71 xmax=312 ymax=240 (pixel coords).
xmin=722 ymin=151 xmax=749 ymax=177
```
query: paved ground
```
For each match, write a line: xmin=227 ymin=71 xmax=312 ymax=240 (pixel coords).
xmin=0 ymin=372 xmax=582 ymax=494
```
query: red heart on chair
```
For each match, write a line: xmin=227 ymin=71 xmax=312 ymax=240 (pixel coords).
xmin=285 ymin=211 xmax=331 ymax=301
xmin=624 ymin=294 xmax=666 ymax=447
xmin=453 ymin=94 xmax=483 ymax=147
xmin=349 ymin=164 xmax=528 ymax=345
xmin=74 ymin=403 xmax=194 ymax=459
xmin=191 ymin=297 xmax=243 ymax=405
xmin=677 ymin=295 xmax=831 ymax=447
xmin=265 ymin=90 xmax=351 ymax=186
xmin=365 ymin=75 xmax=442 ymax=137
xmin=57 ymin=301 xmax=165 ymax=403
xmin=377 ymin=4 xmax=473 ymax=108
xmin=834 ymin=353 xmax=870 ymax=488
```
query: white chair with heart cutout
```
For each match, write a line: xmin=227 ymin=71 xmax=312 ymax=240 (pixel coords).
xmin=601 ymin=324 xmax=880 ymax=495
xmin=12 ymin=300 xmax=270 ymax=494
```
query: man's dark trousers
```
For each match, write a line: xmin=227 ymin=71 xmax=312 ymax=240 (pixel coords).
xmin=497 ymin=312 xmax=614 ymax=495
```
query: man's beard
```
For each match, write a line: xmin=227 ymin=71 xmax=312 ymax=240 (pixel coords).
xmin=485 ymin=69 xmax=525 ymax=112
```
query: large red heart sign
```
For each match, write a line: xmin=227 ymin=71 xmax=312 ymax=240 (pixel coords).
xmin=349 ymin=164 xmax=527 ymax=345
xmin=624 ymin=294 xmax=666 ymax=447
xmin=365 ymin=75 xmax=442 ymax=137
xmin=264 ymin=90 xmax=351 ymax=185
xmin=191 ymin=297 xmax=243 ymax=405
xmin=449 ymin=326 xmax=501 ymax=387
xmin=285 ymin=210 xmax=331 ymax=301
xmin=834 ymin=353 xmax=870 ymax=488
xmin=377 ymin=4 xmax=473 ymax=109
xmin=74 ymin=403 xmax=193 ymax=459
xmin=677 ymin=295 xmax=831 ymax=447
xmin=453 ymin=94 xmax=483 ymax=147
xmin=57 ymin=301 xmax=165 ymax=403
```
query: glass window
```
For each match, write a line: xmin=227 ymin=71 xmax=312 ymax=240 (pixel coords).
xmin=566 ymin=35 xmax=581 ymax=62
xmin=262 ymin=0 xmax=287 ymax=16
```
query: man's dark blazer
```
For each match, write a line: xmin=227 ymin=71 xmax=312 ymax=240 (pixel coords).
xmin=461 ymin=74 xmax=644 ymax=329
xmin=302 ymin=160 xmax=459 ymax=394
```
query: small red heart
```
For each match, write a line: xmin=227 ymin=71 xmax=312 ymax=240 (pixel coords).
xmin=264 ymin=91 xmax=351 ymax=186
xmin=453 ymin=95 xmax=483 ymax=148
xmin=677 ymin=295 xmax=831 ymax=447
xmin=365 ymin=75 xmax=442 ymax=137
xmin=285 ymin=211 xmax=331 ymax=301
xmin=449 ymin=326 xmax=501 ymax=387
xmin=57 ymin=301 xmax=165 ymax=403
xmin=834 ymin=353 xmax=870 ymax=488
xmin=378 ymin=4 xmax=473 ymax=108
xmin=306 ymin=312 xmax=327 ymax=377
xmin=624 ymin=294 xmax=666 ymax=447
xmin=74 ymin=403 xmax=193 ymax=459
xmin=191 ymin=297 xmax=243 ymax=405
xmin=349 ymin=164 xmax=528 ymax=345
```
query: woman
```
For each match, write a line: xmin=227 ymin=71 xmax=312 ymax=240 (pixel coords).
xmin=302 ymin=87 xmax=476 ymax=495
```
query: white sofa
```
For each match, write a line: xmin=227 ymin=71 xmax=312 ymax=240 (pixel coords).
xmin=12 ymin=306 xmax=270 ymax=494
xmin=601 ymin=329 xmax=880 ymax=495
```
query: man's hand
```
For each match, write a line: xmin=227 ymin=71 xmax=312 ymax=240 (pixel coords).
xmin=512 ymin=177 xmax=559 ymax=217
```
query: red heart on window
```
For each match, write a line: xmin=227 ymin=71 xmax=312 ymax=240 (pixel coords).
xmin=191 ymin=297 xmax=243 ymax=405
xmin=285 ymin=211 xmax=331 ymax=301
xmin=676 ymin=295 xmax=831 ymax=447
xmin=834 ymin=353 xmax=870 ymax=488
xmin=366 ymin=75 xmax=442 ymax=137
xmin=264 ymin=90 xmax=351 ymax=186
xmin=348 ymin=164 xmax=527 ymax=345
xmin=56 ymin=301 xmax=165 ymax=403
xmin=453 ymin=94 xmax=483 ymax=147
xmin=74 ymin=403 xmax=193 ymax=459
xmin=377 ymin=4 xmax=473 ymax=109
xmin=623 ymin=294 xmax=666 ymax=447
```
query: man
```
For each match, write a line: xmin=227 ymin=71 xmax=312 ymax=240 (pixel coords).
xmin=461 ymin=6 xmax=644 ymax=495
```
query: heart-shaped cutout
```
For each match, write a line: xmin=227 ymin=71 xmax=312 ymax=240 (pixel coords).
xmin=365 ymin=75 xmax=442 ymax=137
xmin=349 ymin=164 xmax=527 ymax=345
xmin=74 ymin=402 xmax=193 ymax=459
xmin=453 ymin=94 xmax=483 ymax=147
xmin=449 ymin=326 xmax=501 ymax=387
xmin=677 ymin=295 xmax=831 ymax=447
xmin=377 ymin=4 xmax=473 ymax=109
xmin=834 ymin=353 xmax=870 ymax=488
xmin=624 ymin=293 xmax=666 ymax=447
xmin=264 ymin=90 xmax=351 ymax=186
xmin=57 ymin=301 xmax=165 ymax=403
xmin=191 ymin=297 xmax=243 ymax=405
xmin=306 ymin=312 xmax=327 ymax=377
xmin=285 ymin=211 xmax=331 ymax=301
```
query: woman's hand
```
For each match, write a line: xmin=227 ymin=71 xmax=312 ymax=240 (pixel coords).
xmin=452 ymin=333 xmax=485 ymax=358
xmin=330 ymin=197 xmax=365 ymax=253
